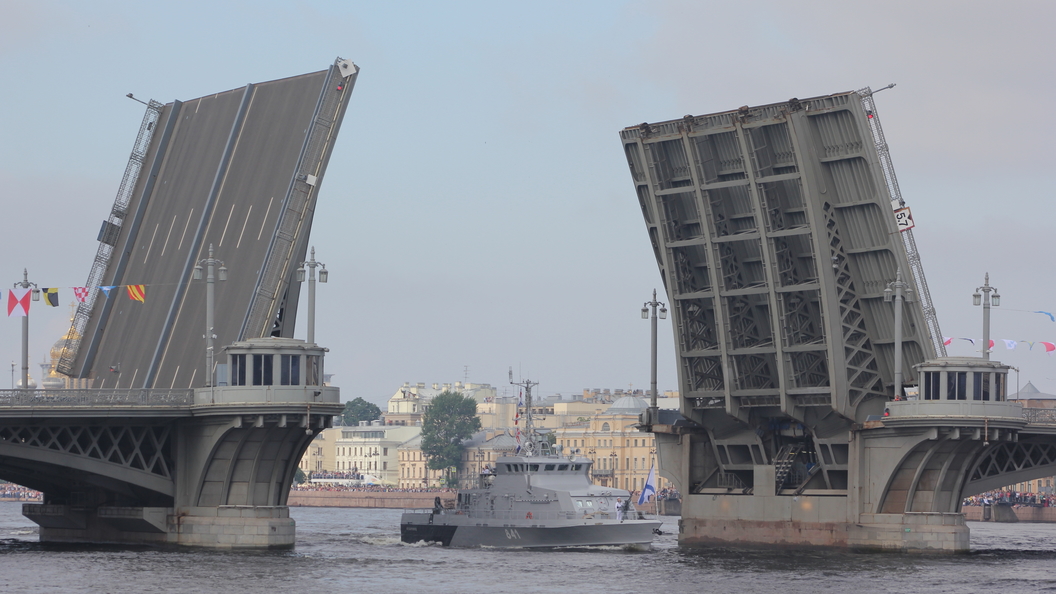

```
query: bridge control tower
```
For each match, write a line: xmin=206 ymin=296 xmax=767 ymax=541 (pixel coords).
xmin=622 ymin=91 xmax=1056 ymax=551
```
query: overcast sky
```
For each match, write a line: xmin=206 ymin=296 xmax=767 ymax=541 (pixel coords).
xmin=1 ymin=1 xmax=1054 ymax=406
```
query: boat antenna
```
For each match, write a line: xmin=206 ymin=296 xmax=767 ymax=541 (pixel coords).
xmin=509 ymin=367 xmax=539 ymax=457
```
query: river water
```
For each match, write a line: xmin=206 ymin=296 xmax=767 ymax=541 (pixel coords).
xmin=2 ymin=503 xmax=1055 ymax=593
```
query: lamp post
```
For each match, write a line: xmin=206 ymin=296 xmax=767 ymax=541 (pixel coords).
xmin=193 ymin=244 xmax=227 ymax=387
xmin=972 ymin=273 xmax=1000 ymax=361
xmin=641 ymin=289 xmax=668 ymax=425
xmin=884 ymin=268 xmax=912 ymax=401
xmin=587 ymin=447 xmax=597 ymax=483
xmin=12 ymin=270 xmax=40 ymax=391
xmin=296 ymin=247 xmax=328 ymax=344
xmin=609 ymin=451 xmax=618 ymax=488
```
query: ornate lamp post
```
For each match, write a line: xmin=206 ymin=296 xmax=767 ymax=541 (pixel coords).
xmin=586 ymin=447 xmax=597 ymax=482
xmin=884 ymin=268 xmax=912 ymax=400
xmin=193 ymin=244 xmax=227 ymax=387
xmin=296 ymin=247 xmax=328 ymax=344
xmin=609 ymin=451 xmax=619 ymax=488
xmin=12 ymin=269 xmax=40 ymax=390
xmin=641 ymin=289 xmax=667 ymax=424
xmin=972 ymin=273 xmax=1000 ymax=361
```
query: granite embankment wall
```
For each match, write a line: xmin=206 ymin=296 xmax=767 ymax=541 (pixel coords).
xmin=288 ymin=491 xmax=456 ymax=509
xmin=963 ymin=505 xmax=1056 ymax=523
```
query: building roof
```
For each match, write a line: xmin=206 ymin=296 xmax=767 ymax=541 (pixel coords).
xmin=1010 ymin=381 xmax=1056 ymax=400
xmin=606 ymin=396 xmax=648 ymax=416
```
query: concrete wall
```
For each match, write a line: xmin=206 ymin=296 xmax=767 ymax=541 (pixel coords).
xmin=288 ymin=490 xmax=455 ymax=509
xmin=963 ymin=505 xmax=1056 ymax=523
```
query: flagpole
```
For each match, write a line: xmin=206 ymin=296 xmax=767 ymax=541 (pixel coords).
xmin=12 ymin=269 xmax=39 ymax=390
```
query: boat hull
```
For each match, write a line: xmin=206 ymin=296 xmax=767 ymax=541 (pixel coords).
xmin=400 ymin=512 xmax=660 ymax=548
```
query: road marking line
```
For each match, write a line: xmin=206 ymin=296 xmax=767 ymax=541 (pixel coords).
xmin=177 ymin=208 xmax=194 ymax=251
xmin=218 ymin=203 xmax=235 ymax=247
xmin=236 ymin=205 xmax=253 ymax=249
xmin=143 ymin=223 xmax=160 ymax=264
xmin=160 ymin=215 xmax=177 ymax=258
xmin=258 ymin=197 xmax=273 ymax=240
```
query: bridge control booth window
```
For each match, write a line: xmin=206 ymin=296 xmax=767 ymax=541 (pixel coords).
xmin=917 ymin=358 xmax=1009 ymax=402
xmin=223 ymin=339 xmax=328 ymax=389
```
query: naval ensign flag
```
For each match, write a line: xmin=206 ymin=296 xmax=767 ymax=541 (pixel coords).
xmin=638 ymin=463 xmax=657 ymax=506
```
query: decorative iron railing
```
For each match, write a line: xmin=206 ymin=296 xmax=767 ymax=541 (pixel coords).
xmin=1023 ymin=407 xmax=1056 ymax=425
xmin=0 ymin=389 xmax=193 ymax=407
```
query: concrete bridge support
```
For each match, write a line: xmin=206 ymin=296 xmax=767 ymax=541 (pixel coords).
xmin=2 ymin=338 xmax=342 ymax=548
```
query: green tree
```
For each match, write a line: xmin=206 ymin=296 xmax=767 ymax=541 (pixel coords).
xmin=294 ymin=468 xmax=307 ymax=485
xmin=421 ymin=391 xmax=481 ymax=472
xmin=342 ymin=397 xmax=382 ymax=426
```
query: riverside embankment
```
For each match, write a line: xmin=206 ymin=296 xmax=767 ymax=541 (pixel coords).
xmin=287 ymin=490 xmax=455 ymax=509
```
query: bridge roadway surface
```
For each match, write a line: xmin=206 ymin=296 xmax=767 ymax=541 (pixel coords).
xmin=71 ymin=62 xmax=355 ymax=390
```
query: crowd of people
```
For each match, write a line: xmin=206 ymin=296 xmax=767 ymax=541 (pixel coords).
xmin=963 ymin=491 xmax=1056 ymax=507
xmin=307 ymin=471 xmax=364 ymax=480
xmin=0 ymin=483 xmax=41 ymax=501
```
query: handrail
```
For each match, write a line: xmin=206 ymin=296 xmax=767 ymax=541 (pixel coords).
xmin=0 ymin=389 xmax=194 ymax=407
xmin=1023 ymin=408 xmax=1056 ymax=425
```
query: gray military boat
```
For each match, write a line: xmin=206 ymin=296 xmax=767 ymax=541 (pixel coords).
xmin=400 ymin=376 xmax=661 ymax=548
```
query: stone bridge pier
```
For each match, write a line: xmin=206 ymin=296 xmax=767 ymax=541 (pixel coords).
xmin=0 ymin=338 xmax=342 ymax=548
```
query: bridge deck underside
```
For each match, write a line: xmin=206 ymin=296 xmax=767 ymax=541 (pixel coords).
xmin=68 ymin=64 xmax=354 ymax=389
xmin=622 ymin=92 xmax=936 ymax=426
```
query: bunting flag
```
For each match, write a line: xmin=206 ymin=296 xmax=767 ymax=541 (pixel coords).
xmin=1024 ymin=341 xmax=1036 ymax=350
xmin=988 ymin=339 xmax=995 ymax=351
xmin=1035 ymin=311 xmax=1056 ymax=322
xmin=1042 ymin=342 xmax=1056 ymax=354
xmin=961 ymin=338 xmax=976 ymax=345
xmin=7 ymin=289 xmax=30 ymax=317
xmin=127 ymin=285 xmax=146 ymax=303
xmin=1002 ymin=339 xmax=1018 ymax=350
xmin=99 ymin=286 xmax=115 ymax=298
xmin=72 ymin=287 xmax=89 ymax=302
xmin=943 ymin=337 xmax=953 ymax=346
xmin=42 ymin=288 xmax=59 ymax=307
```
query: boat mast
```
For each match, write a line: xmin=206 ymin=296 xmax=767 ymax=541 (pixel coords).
xmin=509 ymin=368 xmax=539 ymax=456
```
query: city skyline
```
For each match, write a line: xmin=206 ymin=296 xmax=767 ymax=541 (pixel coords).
xmin=2 ymin=1 xmax=1053 ymax=405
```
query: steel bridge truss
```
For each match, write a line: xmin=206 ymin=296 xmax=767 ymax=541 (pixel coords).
xmin=622 ymin=92 xmax=936 ymax=432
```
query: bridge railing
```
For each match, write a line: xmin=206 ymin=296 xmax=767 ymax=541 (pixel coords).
xmin=1023 ymin=408 xmax=1056 ymax=425
xmin=0 ymin=389 xmax=194 ymax=407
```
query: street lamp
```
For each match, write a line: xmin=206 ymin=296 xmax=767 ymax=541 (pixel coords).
xmin=586 ymin=447 xmax=597 ymax=482
xmin=193 ymin=244 xmax=227 ymax=387
xmin=609 ymin=451 xmax=619 ymax=487
xmin=884 ymin=268 xmax=913 ymax=400
xmin=642 ymin=289 xmax=667 ymax=424
xmin=12 ymin=269 xmax=40 ymax=391
xmin=296 ymin=247 xmax=328 ymax=344
xmin=972 ymin=273 xmax=1000 ymax=361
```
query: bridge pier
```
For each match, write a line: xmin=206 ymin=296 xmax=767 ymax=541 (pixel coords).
xmin=2 ymin=338 xmax=342 ymax=548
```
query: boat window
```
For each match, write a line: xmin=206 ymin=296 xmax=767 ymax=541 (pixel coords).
xmin=558 ymin=464 xmax=569 ymax=471
xmin=505 ymin=464 xmax=512 ymax=472
xmin=571 ymin=464 xmax=581 ymax=471
xmin=529 ymin=464 xmax=539 ymax=472
xmin=545 ymin=464 xmax=555 ymax=471
xmin=586 ymin=500 xmax=594 ymax=507
xmin=576 ymin=500 xmax=583 ymax=508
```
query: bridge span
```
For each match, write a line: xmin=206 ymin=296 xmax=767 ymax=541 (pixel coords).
xmin=624 ymin=90 xmax=1056 ymax=552
xmin=0 ymin=58 xmax=356 ymax=547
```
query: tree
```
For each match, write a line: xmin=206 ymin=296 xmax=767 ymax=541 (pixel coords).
xmin=294 ymin=468 xmax=307 ymax=485
xmin=421 ymin=390 xmax=481 ymax=472
xmin=342 ymin=397 xmax=382 ymax=426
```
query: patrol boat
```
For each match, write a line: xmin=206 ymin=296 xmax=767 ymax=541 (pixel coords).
xmin=400 ymin=376 xmax=661 ymax=548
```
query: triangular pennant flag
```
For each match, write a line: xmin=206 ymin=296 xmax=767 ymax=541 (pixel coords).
xmin=1024 ymin=341 xmax=1036 ymax=350
xmin=127 ymin=285 xmax=146 ymax=303
xmin=72 ymin=287 xmax=89 ymax=302
xmin=943 ymin=337 xmax=953 ymax=346
xmin=1035 ymin=311 xmax=1056 ymax=322
xmin=988 ymin=339 xmax=994 ymax=351
xmin=42 ymin=288 xmax=59 ymax=307
xmin=961 ymin=338 xmax=976 ymax=345
xmin=1042 ymin=342 xmax=1056 ymax=354
xmin=1002 ymin=339 xmax=1018 ymax=350
xmin=99 ymin=286 xmax=115 ymax=298
xmin=7 ymin=289 xmax=30 ymax=317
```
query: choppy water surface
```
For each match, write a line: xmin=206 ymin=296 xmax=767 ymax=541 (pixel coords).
xmin=2 ymin=503 xmax=1056 ymax=593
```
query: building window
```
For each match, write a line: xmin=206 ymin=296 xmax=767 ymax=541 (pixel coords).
xmin=252 ymin=354 xmax=273 ymax=386
xmin=306 ymin=355 xmax=321 ymax=385
xmin=280 ymin=354 xmax=300 ymax=385
xmin=947 ymin=371 xmax=967 ymax=400
xmin=230 ymin=354 xmax=247 ymax=386
xmin=601 ymin=423 xmax=610 ymax=431
xmin=923 ymin=371 xmax=940 ymax=400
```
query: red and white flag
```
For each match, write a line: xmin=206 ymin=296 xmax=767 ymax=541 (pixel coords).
xmin=7 ymin=289 xmax=30 ymax=317
xmin=72 ymin=287 xmax=90 ymax=302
